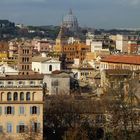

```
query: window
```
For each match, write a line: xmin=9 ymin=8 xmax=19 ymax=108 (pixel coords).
xmin=19 ymin=106 xmax=25 ymax=115
xmin=13 ymin=92 xmax=18 ymax=101
xmin=27 ymin=58 xmax=29 ymax=62
xmin=7 ymin=123 xmax=12 ymax=133
xmin=19 ymin=81 xmax=22 ymax=85
xmin=30 ymin=81 xmax=34 ymax=85
xmin=26 ymin=92 xmax=30 ymax=101
xmin=31 ymin=122 xmax=40 ymax=132
xmin=49 ymin=65 xmax=52 ymax=71
xmin=0 ymin=107 xmax=2 ymax=115
xmin=17 ymin=122 xmax=26 ymax=133
xmin=20 ymin=92 xmax=24 ymax=101
xmin=27 ymin=65 xmax=29 ymax=70
xmin=95 ymin=115 xmax=106 ymax=124
xmin=0 ymin=81 xmax=4 ymax=87
xmin=51 ymin=80 xmax=59 ymax=86
xmin=7 ymin=92 xmax=12 ymax=101
xmin=30 ymin=106 xmax=40 ymax=115
xmin=5 ymin=106 xmax=14 ymax=115
xmin=8 ymin=81 xmax=13 ymax=85
xmin=27 ymin=50 xmax=29 ymax=54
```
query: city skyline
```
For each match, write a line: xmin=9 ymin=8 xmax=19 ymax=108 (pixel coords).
xmin=0 ymin=0 xmax=140 ymax=29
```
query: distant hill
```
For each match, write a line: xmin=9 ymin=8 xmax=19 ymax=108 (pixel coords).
xmin=0 ymin=20 xmax=17 ymax=39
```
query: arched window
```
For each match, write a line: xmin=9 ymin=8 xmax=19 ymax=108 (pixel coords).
xmin=20 ymin=92 xmax=24 ymax=101
xmin=26 ymin=92 xmax=30 ymax=101
xmin=13 ymin=92 xmax=18 ymax=101
xmin=7 ymin=92 xmax=12 ymax=101
xmin=49 ymin=65 xmax=52 ymax=71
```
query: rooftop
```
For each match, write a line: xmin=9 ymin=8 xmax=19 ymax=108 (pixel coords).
xmin=101 ymin=55 xmax=140 ymax=65
xmin=0 ymin=74 xmax=44 ymax=80
xmin=32 ymin=56 xmax=60 ymax=63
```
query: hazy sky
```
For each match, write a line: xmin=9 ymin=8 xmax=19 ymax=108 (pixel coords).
xmin=0 ymin=0 xmax=140 ymax=29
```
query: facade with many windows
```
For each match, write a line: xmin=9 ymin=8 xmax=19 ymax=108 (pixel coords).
xmin=0 ymin=74 xmax=44 ymax=140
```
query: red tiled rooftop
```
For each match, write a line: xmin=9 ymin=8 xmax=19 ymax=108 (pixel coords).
xmin=101 ymin=55 xmax=140 ymax=65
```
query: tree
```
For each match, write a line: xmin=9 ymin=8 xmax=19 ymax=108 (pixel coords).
xmin=44 ymin=95 xmax=81 ymax=140
xmin=19 ymin=119 xmax=42 ymax=140
xmin=102 ymin=76 xmax=140 ymax=140
xmin=44 ymin=94 xmax=107 ymax=140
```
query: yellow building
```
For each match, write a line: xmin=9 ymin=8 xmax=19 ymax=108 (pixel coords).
xmin=63 ymin=42 xmax=90 ymax=64
xmin=0 ymin=74 xmax=44 ymax=140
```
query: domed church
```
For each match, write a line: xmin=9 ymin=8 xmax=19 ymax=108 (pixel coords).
xmin=62 ymin=9 xmax=79 ymax=33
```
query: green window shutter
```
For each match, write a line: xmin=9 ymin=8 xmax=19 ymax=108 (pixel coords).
xmin=37 ymin=123 xmax=41 ymax=132
xmin=17 ymin=125 xmax=19 ymax=133
xmin=0 ymin=107 xmax=2 ymax=115
xmin=19 ymin=107 xmax=20 ymax=115
xmin=12 ymin=107 xmax=15 ymax=115
xmin=37 ymin=106 xmax=40 ymax=115
xmin=30 ymin=106 xmax=32 ymax=114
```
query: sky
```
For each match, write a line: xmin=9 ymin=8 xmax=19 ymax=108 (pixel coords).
xmin=0 ymin=0 xmax=140 ymax=29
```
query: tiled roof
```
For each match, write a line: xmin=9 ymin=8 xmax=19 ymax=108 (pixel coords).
xmin=101 ymin=55 xmax=140 ymax=65
xmin=32 ymin=56 xmax=59 ymax=63
xmin=32 ymin=56 xmax=51 ymax=62
xmin=72 ymin=63 xmax=94 ymax=70
xmin=0 ymin=74 xmax=44 ymax=80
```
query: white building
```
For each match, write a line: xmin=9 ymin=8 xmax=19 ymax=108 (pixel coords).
xmin=71 ymin=61 xmax=94 ymax=81
xmin=43 ymin=72 xmax=70 ymax=95
xmin=116 ymin=34 xmax=128 ymax=53
xmin=0 ymin=63 xmax=19 ymax=76
xmin=32 ymin=55 xmax=61 ymax=74
xmin=91 ymin=41 xmax=109 ymax=53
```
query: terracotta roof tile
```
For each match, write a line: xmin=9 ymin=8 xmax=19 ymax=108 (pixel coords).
xmin=101 ymin=55 xmax=140 ymax=65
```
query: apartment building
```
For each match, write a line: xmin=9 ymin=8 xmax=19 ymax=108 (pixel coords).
xmin=0 ymin=74 xmax=44 ymax=140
